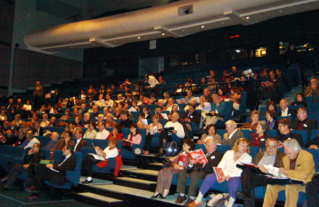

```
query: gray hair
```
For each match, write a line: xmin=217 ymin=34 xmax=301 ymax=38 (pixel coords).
xmin=204 ymin=137 xmax=217 ymax=145
xmin=225 ymin=120 xmax=237 ymax=129
xmin=258 ymin=120 xmax=268 ymax=132
xmin=283 ymin=138 xmax=301 ymax=152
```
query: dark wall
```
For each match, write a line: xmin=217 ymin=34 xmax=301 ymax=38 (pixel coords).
xmin=84 ymin=9 xmax=319 ymax=77
xmin=0 ymin=0 xmax=15 ymax=94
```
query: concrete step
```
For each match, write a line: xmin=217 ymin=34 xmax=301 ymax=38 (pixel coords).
xmin=113 ymin=176 xmax=157 ymax=191
xmin=75 ymin=192 xmax=124 ymax=207
xmin=137 ymin=162 xmax=164 ymax=171
xmin=120 ymin=168 xmax=159 ymax=181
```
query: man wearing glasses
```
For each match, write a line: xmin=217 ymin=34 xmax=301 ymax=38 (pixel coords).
xmin=263 ymin=138 xmax=315 ymax=207
xmin=236 ymin=138 xmax=284 ymax=207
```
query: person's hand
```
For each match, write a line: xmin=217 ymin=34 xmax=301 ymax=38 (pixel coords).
xmin=189 ymin=159 xmax=195 ymax=165
xmin=309 ymin=145 xmax=319 ymax=149
xmin=184 ymin=118 xmax=190 ymax=122
xmin=171 ymin=130 xmax=177 ymax=134
xmin=258 ymin=165 xmax=268 ymax=173
xmin=279 ymin=168 xmax=288 ymax=175
xmin=211 ymin=111 xmax=215 ymax=115
xmin=223 ymin=133 xmax=229 ymax=140
xmin=173 ymin=164 xmax=181 ymax=170
xmin=23 ymin=164 xmax=29 ymax=169
xmin=46 ymin=164 xmax=54 ymax=169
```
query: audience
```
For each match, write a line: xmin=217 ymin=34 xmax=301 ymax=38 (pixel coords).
xmin=152 ymin=139 xmax=195 ymax=199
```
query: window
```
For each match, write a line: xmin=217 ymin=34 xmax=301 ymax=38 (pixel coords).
xmin=168 ymin=52 xmax=199 ymax=66
xmin=279 ymin=40 xmax=315 ymax=55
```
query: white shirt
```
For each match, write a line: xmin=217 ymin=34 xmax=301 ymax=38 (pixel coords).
xmin=83 ymin=129 xmax=97 ymax=139
xmin=23 ymin=104 xmax=32 ymax=111
xmin=103 ymin=146 xmax=119 ymax=159
xmin=40 ymin=120 xmax=50 ymax=128
xmin=281 ymin=107 xmax=288 ymax=117
xmin=166 ymin=104 xmax=179 ymax=112
xmin=24 ymin=138 xmax=40 ymax=149
xmin=217 ymin=150 xmax=252 ymax=177
xmin=105 ymin=99 xmax=114 ymax=107
xmin=96 ymin=99 xmax=106 ymax=107
xmin=95 ymin=129 xmax=110 ymax=140
xmin=74 ymin=138 xmax=82 ymax=152
xmin=197 ymin=102 xmax=211 ymax=112
xmin=164 ymin=121 xmax=185 ymax=138
xmin=148 ymin=76 xmax=159 ymax=88
xmin=228 ymin=129 xmax=238 ymax=140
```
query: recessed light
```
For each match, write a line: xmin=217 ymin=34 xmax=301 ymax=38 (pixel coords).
xmin=222 ymin=22 xmax=224 ymax=24
xmin=279 ymin=10 xmax=282 ymax=12
xmin=162 ymin=33 xmax=165 ymax=35
xmin=246 ymin=16 xmax=250 ymax=19
xmin=114 ymin=41 xmax=117 ymax=43
xmin=182 ymin=30 xmax=185 ymax=32
xmin=138 ymin=37 xmax=140 ymax=39
xmin=201 ymin=25 xmax=204 ymax=28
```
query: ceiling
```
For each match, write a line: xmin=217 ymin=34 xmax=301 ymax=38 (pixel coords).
xmin=26 ymin=0 xmax=319 ymax=53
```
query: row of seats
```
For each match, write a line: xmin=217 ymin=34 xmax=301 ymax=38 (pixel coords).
xmin=170 ymin=144 xmax=319 ymax=205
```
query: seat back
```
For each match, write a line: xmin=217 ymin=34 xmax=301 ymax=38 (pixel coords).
xmin=266 ymin=129 xmax=278 ymax=138
xmin=305 ymin=149 xmax=319 ymax=172
xmin=240 ymin=129 xmax=251 ymax=139
xmin=249 ymin=146 xmax=260 ymax=158
xmin=310 ymin=129 xmax=319 ymax=140
xmin=291 ymin=130 xmax=308 ymax=148
xmin=217 ymin=145 xmax=230 ymax=154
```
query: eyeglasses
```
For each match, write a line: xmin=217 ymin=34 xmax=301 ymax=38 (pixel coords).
xmin=265 ymin=144 xmax=277 ymax=148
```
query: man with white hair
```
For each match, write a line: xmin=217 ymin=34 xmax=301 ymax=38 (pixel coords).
xmin=175 ymin=138 xmax=223 ymax=205
xmin=44 ymin=132 xmax=59 ymax=150
xmin=263 ymin=138 xmax=315 ymax=207
xmin=155 ymin=112 xmax=185 ymax=156
xmin=222 ymin=120 xmax=244 ymax=147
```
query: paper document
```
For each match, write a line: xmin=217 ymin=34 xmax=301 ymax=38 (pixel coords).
xmin=213 ymin=167 xmax=225 ymax=182
xmin=128 ymin=107 xmax=137 ymax=112
xmin=88 ymin=153 xmax=105 ymax=161
xmin=161 ymin=113 xmax=168 ymax=120
xmin=141 ymin=118 xmax=148 ymax=126
xmin=176 ymin=98 xmax=186 ymax=104
xmin=263 ymin=165 xmax=288 ymax=178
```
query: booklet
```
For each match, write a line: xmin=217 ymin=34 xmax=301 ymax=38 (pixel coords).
xmin=176 ymin=154 xmax=188 ymax=167
xmin=88 ymin=143 xmax=105 ymax=161
xmin=213 ymin=167 xmax=225 ymax=182
xmin=176 ymin=98 xmax=186 ymax=104
xmin=263 ymin=165 xmax=288 ymax=178
xmin=128 ymin=106 xmax=137 ymax=112
xmin=161 ymin=113 xmax=168 ymax=120
xmin=187 ymin=149 xmax=208 ymax=166
xmin=143 ymin=97 xmax=151 ymax=105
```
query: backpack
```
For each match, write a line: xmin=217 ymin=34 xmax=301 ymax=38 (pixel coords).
xmin=165 ymin=141 xmax=178 ymax=156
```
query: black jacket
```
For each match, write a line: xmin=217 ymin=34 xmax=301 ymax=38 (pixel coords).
xmin=292 ymin=118 xmax=318 ymax=139
xmin=201 ymin=150 xmax=224 ymax=175
xmin=182 ymin=110 xmax=201 ymax=124
xmin=277 ymin=108 xmax=297 ymax=121
xmin=275 ymin=132 xmax=303 ymax=148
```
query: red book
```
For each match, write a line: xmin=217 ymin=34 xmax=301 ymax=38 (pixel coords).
xmin=143 ymin=97 xmax=151 ymax=105
xmin=188 ymin=149 xmax=208 ymax=166
xmin=213 ymin=167 xmax=225 ymax=182
xmin=176 ymin=154 xmax=187 ymax=167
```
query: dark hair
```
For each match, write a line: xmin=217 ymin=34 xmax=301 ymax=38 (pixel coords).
xmin=266 ymin=101 xmax=276 ymax=111
xmin=183 ymin=139 xmax=196 ymax=151
xmin=205 ymin=124 xmax=216 ymax=135
xmin=296 ymin=93 xmax=304 ymax=101
xmin=120 ymin=110 xmax=127 ymax=116
xmin=113 ymin=124 xmax=122 ymax=133
xmin=277 ymin=118 xmax=291 ymax=128
xmin=65 ymin=143 xmax=74 ymax=152
xmin=75 ymin=129 xmax=83 ymax=136
xmin=142 ymin=107 xmax=150 ymax=112
xmin=138 ymin=112 xmax=145 ymax=119
xmin=64 ymin=131 xmax=73 ymax=138
xmin=265 ymin=110 xmax=277 ymax=120
xmin=129 ymin=124 xmax=141 ymax=136
xmin=90 ymin=121 xmax=96 ymax=128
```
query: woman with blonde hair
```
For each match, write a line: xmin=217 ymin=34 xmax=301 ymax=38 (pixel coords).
xmin=190 ymin=138 xmax=252 ymax=207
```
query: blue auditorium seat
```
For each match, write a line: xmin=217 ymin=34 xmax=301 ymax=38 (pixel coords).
xmin=45 ymin=151 xmax=82 ymax=189
xmin=240 ymin=129 xmax=251 ymax=139
xmin=291 ymin=130 xmax=307 ymax=148
xmin=266 ymin=129 xmax=278 ymax=138
xmin=310 ymin=129 xmax=319 ymax=140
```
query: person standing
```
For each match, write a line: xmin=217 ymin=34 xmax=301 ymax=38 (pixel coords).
xmin=33 ymin=81 xmax=43 ymax=109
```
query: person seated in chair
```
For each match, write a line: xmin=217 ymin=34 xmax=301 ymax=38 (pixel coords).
xmin=155 ymin=112 xmax=185 ymax=156
xmin=32 ymin=121 xmax=44 ymax=136
xmin=292 ymin=107 xmax=317 ymax=140
xmin=262 ymin=139 xmax=315 ymax=207
xmin=152 ymin=139 xmax=195 ymax=199
xmin=81 ymin=137 xmax=119 ymax=184
xmin=277 ymin=98 xmax=296 ymax=120
xmin=0 ymin=143 xmax=44 ymax=191
xmin=182 ymin=104 xmax=200 ymax=132
xmin=235 ymin=138 xmax=284 ymax=207
xmin=175 ymin=138 xmax=223 ymax=205
xmin=26 ymin=144 xmax=76 ymax=199
xmin=73 ymin=129 xmax=87 ymax=152
xmin=222 ymin=120 xmax=244 ymax=148
xmin=202 ymin=94 xmax=227 ymax=128
xmin=21 ymin=130 xmax=40 ymax=149
xmin=43 ymin=132 xmax=59 ymax=150
xmin=276 ymin=118 xmax=303 ymax=147
xmin=118 ymin=110 xmax=133 ymax=128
